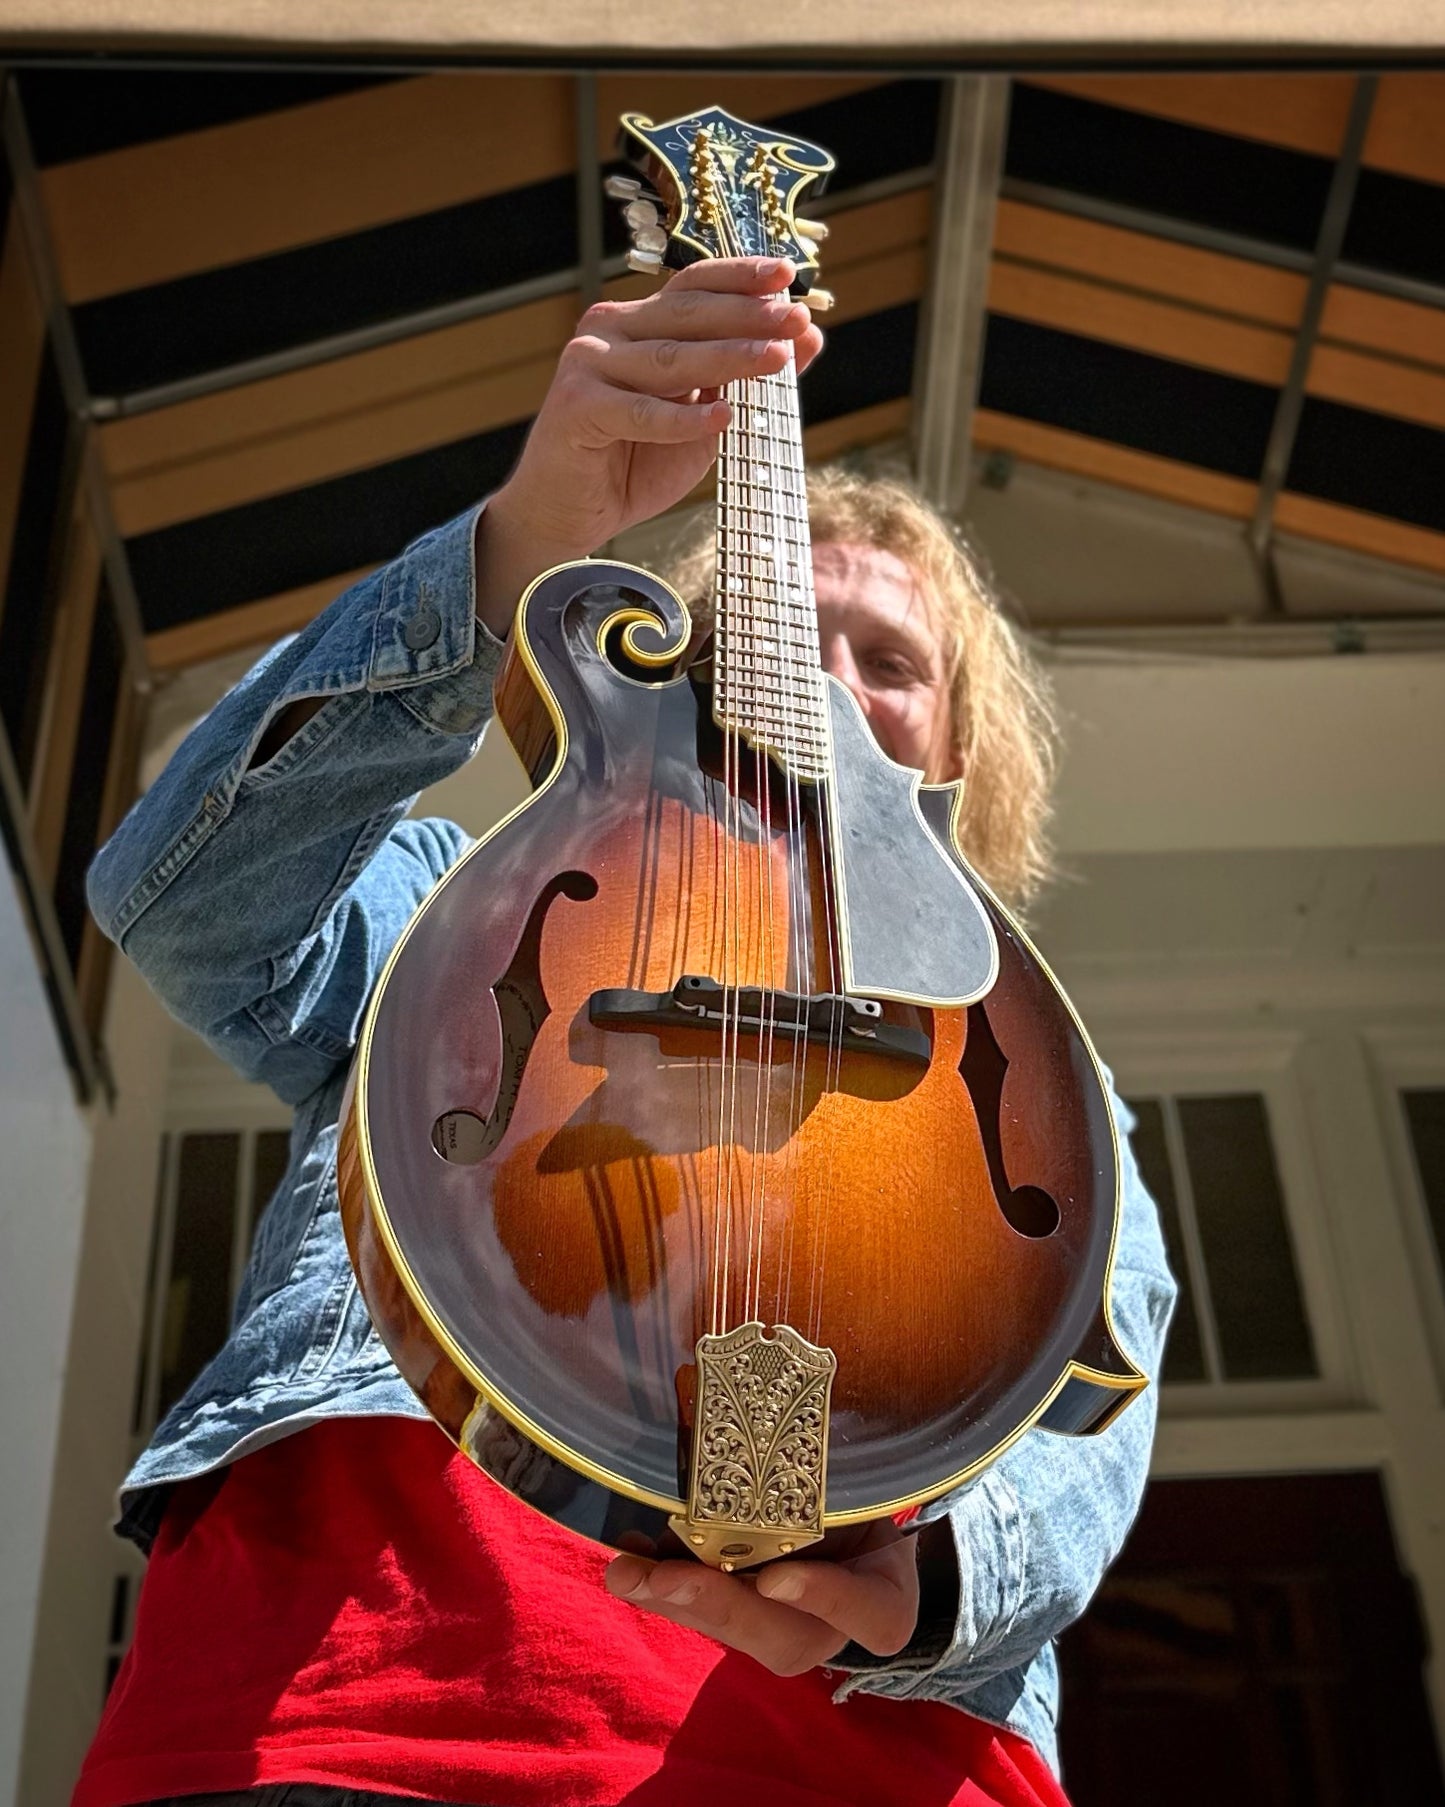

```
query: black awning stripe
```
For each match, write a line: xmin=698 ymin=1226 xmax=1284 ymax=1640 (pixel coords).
xmin=18 ymin=69 xmax=398 ymax=168
xmin=981 ymin=313 xmax=1278 ymax=481
xmin=125 ymin=418 xmax=530 ymax=633
xmin=1007 ymin=83 xmax=1335 ymax=255
xmin=71 ymin=175 xmax=580 ymax=400
xmin=1288 ymin=396 xmax=1445 ymax=536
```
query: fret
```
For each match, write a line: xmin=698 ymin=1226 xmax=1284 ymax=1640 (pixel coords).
xmin=712 ymin=356 xmax=830 ymax=769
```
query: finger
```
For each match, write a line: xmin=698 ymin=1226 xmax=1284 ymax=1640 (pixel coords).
xmin=607 ymin=289 xmax=813 ymax=347
xmin=793 ymin=320 xmax=826 ymax=377
xmin=573 ymin=387 xmax=732 ymax=449
xmin=587 ymin=333 xmax=795 ymax=399
xmin=605 ymin=1555 xmax=846 ymax=1677
xmin=665 ymin=255 xmax=797 ymax=295
xmin=755 ymin=1525 xmax=920 ymax=1657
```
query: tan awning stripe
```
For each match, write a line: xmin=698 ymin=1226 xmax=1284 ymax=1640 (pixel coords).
xmin=1308 ymin=343 xmax=1445 ymax=431
xmin=1031 ymin=71 xmax=1445 ymax=186
xmin=42 ymin=73 xmax=576 ymax=305
xmin=993 ymin=199 xmax=1309 ymax=330
xmin=1275 ymin=493 xmax=1445 ymax=575
xmin=142 ymin=390 xmax=914 ymax=669
xmin=1027 ymin=73 xmax=1355 ymax=158
xmin=987 ymin=260 xmax=1295 ymax=387
xmin=41 ymin=71 xmax=885 ymax=309
xmin=105 ymin=190 xmax=928 ymax=538
xmin=1361 ymin=74 xmax=1445 ymax=186
xmin=1320 ymin=283 xmax=1445 ymax=368
xmin=973 ymin=409 xmax=1259 ymax=520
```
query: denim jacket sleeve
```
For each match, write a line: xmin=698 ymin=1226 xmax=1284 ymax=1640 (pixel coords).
xmin=87 ymin=505 xmax=505 ymax=1104
xmin=834 ymin=1089 xmax=1177 ymax=1735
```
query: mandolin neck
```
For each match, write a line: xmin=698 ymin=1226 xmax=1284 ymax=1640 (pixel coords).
xmin=713 ymin=354 xmax=830 ymax=780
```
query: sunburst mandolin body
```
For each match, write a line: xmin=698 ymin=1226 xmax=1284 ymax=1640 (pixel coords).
xmin=338 ymin=558 xmax=1145 ymax=1561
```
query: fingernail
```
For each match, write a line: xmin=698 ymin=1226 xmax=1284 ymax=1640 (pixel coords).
xmin=750 ymin=338 xmax=779 ymax=356
xmin=606 ymin=1557 xmax=650 ymax=1599
xmin=652 ymin=1576 xmax=701 ymax=1606
xmin=759 ymin=258 xmax=788 ymax=279
xmin=759 ymin=1572 xmax=804 ymax=1602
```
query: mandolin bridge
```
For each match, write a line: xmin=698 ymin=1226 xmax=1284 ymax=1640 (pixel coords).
xmin=588 ymin=974 xmax=929 ymax=1068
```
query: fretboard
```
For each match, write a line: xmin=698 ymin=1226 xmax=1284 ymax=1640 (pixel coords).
xmin=713 ymin=356 xmax=829 ymax=780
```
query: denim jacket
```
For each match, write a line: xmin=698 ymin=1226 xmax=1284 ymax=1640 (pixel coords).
xmin=89 ymin=504 xmax=1177 ymax=1776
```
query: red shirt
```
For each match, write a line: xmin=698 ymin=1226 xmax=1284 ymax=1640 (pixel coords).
xmin=76 ymin=1419 xmax=1069 ymax=1807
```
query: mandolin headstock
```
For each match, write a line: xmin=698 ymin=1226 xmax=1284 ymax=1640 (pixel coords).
xmin=610 ymin=107 xmax=836 ymax=307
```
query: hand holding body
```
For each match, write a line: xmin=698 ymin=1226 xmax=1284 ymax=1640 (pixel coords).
xmin=603 ymin=1519 xmax=924 ymax=1677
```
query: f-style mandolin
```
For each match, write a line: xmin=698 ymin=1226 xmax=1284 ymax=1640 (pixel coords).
xmin=339 ymin=106 xmax=1145 ymax=1571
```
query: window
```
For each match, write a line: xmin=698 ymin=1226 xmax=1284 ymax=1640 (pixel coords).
xmin=1401 ymin=1089 xmax=1445 ymax=1303
xmin=135 ymin=1122 xmax=292 ymax=1435
xmin=1127 ymin=1091 xmax=1318 ymax=1389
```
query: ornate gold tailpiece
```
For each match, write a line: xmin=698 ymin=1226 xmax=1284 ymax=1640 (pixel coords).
xmin=670 ymin=1322 xmax=837 ymax=1571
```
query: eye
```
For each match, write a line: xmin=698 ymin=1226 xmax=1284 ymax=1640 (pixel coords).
xmin=868 ymin=649 xmax=920 ymax=683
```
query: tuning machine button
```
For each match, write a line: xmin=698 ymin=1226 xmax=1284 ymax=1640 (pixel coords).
xmin=604 ymin=174 xmax=643 ymax=200
xmin=632 ymin=225 xmax=668 ymax=256
xmin=805 ymin=288 xmax=835 ymax=312
xmin=626 ymin=248 xmax=666 ymax=275
xmin=623 ymin=198 xmax=660 ymax=232
xmin=795 ymin=218 xmax=830 ymax=241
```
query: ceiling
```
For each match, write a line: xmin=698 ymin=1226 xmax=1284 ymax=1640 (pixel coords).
xmin=4 ymin=64 xmax=1445 ymax=678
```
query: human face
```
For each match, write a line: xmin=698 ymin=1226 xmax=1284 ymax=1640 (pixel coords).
xmin=811 ymin=541 xmax=959 ymax=781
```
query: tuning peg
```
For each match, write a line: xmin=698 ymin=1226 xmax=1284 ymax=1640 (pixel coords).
xmin=805 ymin=288 xmax=835 ymax=312
xmin=623 ymin=198 xmax=660 ymax=232
xmin=795 ymin=233 xmax=821 ymax=261
xmin=626 ymin=247 xmax=666 ymax=276
xmin=632 ymin=225 xmax=668 ymax=256
xmin=796 ymin=218 xmax=829 ymax=241
xmin=604 ymin=174 xmax=642 ymax=200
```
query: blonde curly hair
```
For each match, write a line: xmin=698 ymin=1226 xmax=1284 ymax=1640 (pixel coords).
xmin=665 ymin=467 xmax=1058 ymax=907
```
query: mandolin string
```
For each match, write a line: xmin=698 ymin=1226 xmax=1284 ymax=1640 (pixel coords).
xmin=770 ymin=345 xmax=835 ymax=1347
xmin=716 ymin=183 xmax=754 ymax=1337
xmin=718 ymin=176 xmax=773 ymax=1332
xmin=711 ymin=191 xmax=741 ymax=1338
xmin=744 ymin=179 xmax=801 ymax=1344
xmin=769 ymin=352 xmax=810 ymax=1335
xmin=743 ymin=180 xmax=784 ymax=1329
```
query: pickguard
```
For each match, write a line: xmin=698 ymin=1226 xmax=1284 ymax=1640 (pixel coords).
xmin=823 ymin=677 xmax=998 ymax=1005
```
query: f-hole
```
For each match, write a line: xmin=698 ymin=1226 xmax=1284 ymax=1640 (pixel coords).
xmin=432 ymin=870 xmax=598 ymax=1165
xmin=958 ymin=1002 xmax=1061 ymax=1238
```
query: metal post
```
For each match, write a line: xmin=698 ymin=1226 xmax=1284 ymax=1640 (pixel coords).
xmin=911 ymin=77 xmax=1010 ymax=518
xmin=575 ymin=74 xmax=604 ymax=311
xmin=1250 ymin=76 xmax=1378 ymax=571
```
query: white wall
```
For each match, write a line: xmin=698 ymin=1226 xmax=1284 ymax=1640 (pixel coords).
xmin=15 ymin=953 xmax=171 ymax=1807
xmin=0 ymin=867 xmax=92 ymax=1807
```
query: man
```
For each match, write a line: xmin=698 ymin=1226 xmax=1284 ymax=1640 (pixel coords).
xmin=77 ymin=257 xmax=1175 ymax=1807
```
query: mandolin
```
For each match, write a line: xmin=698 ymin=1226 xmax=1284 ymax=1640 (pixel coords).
xmin=339 ymin=105 xmax=1144 ymax=1572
